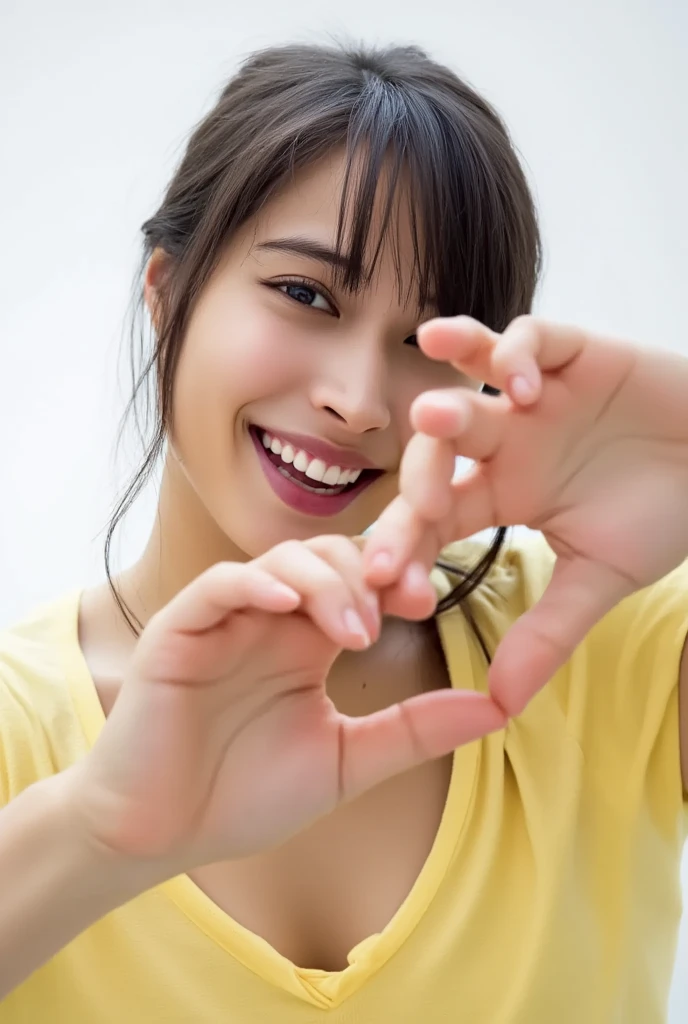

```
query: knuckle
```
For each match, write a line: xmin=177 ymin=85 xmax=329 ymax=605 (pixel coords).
xmin=259 ymin=539 xmax=304 ymax=567
xmin=506 ymin=314 xmax=542 ymax=348
xmin=145 ymin=608 xmax=166 ymax=636
xmin=508 ymin=313 xmax=535 ymax=333
xmin=494 ymin=317 xmax=541 ymax=373
xmin=308 ymin=534 xmax=358 ymax=559
xmin=204 ymin=560 xmax=236 ymax=585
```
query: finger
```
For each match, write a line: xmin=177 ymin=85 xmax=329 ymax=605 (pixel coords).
xmin=363 ymin=495 xmax=428 ymax=587
xmin=409 ymin=389 xmax=509 ymax=463
xmin=441 ymin=463 xmax=500 ymax=539
xmin=417 ymin=316 xmax=500 ymax=386
xmin=380 ymin=560 xmax=440 ymax=621
xmin=257 ymin=541 xmax=374 ymax=650
xmin=137 ymin=563 xmax=303 ymax=682
xmin=417 ymin=315 xmax=588 ymax=406
xmin=399 ymin=432 xmax=456 ymax=522
xmin=487 ymin=556 xmax=634 ymax=716
xmin=492 ymin=317 xmax=587 ymax=404
xmin=305 ymin=535 xmax=381 ymax=641
xmin=340 ymin=689 xmax=508 ymax=801
xmin=151 ymin=562 xmax=301 ymax=638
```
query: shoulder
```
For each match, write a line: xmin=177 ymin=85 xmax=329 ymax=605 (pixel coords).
xmin=0 ymin=592 xmax=87 ymax=802
xmin=433 ymin=528 xmax=688 ymax=646
xmin=431 ymin=529 xmax=555 ymax=651
xmin=435 ymin=531 xmax=688 ymax=828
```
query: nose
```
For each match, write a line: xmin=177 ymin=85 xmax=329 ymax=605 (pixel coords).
xmin=310 ymin=342 xmax=391 ymax=434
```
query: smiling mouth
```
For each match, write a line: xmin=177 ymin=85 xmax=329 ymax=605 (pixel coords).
xmin=250 ymin=425 xmax=381 ymax=495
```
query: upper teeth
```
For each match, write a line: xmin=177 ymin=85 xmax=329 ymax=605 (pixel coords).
xmin=261 ymin=432 xmax=362 ymax=487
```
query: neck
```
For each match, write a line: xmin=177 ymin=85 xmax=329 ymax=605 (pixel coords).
xmin=117 ymin=452 xmax=248 ymax=627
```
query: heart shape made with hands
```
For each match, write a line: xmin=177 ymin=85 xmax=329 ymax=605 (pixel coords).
xmin=363 ymin=314 xmax=688 ymax=723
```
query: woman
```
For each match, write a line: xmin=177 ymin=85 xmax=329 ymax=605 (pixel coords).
xmin=0 ymin=41 xmax=686 ymax=1023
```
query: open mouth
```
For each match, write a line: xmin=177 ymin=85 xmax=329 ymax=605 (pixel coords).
xmin=249 ymin=425 xmax=382 ymax=517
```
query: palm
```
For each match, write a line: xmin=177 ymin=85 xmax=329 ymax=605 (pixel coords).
xmin=173 ymin=610 xmax=344 ymax=860
xmin=90 ymin=608 xmax=345 ymax=862
xmin=472 ymin=356 xmax=688 ymax=587
xmin=85 ymin=547 xmax=502 ymax=867
xmin=367 ymin=317 xmax=688 ymax=715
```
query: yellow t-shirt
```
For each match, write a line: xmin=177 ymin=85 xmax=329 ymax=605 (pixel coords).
xmin=0 ymin=533 xmax=686 ymax=1024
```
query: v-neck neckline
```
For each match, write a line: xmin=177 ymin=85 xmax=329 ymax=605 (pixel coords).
xmin=59 ymin=589 xmax=488 ymax=1010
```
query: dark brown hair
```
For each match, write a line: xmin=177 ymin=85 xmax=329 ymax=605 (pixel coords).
xmin=107 ymin=41 xmax=541 ymax=634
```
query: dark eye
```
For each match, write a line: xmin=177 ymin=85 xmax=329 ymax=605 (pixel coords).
xmin=279 ymin=283 xmax=332 ymax=312
xmin=404 ymin=334 xmax=419 ymax=347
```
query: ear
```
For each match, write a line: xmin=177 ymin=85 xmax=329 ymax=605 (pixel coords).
xmin=144 ymin=248 xmax=172 ymax=334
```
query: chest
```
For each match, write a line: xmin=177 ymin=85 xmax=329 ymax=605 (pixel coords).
xmin=190 ymin=755 xmax=452 ymax=971
xmin=189 ymin=619 xmax=453 ymax=971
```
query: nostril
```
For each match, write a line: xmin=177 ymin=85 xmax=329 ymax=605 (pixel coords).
xmin=323 ymin=406 xmax=347 ymax=422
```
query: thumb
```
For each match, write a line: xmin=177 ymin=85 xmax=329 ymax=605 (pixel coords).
xmin=488 ymin=555 xmax=634 ymax=716
xmin=339 ymin=689 xmax=507 ymax=801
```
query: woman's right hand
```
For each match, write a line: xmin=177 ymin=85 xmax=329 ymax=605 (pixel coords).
xmin=70 ymin=536 xmax=505 ymax=872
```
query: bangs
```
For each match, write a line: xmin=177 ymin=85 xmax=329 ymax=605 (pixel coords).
xmin=329 ymin=74 xmax=539 ymax=329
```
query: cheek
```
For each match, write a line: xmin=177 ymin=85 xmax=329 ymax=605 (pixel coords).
xmin=390 ymin=363 xmax=471 ymax=447
xmin=178 ymin=302 xmax=307 ymax=419
xmin=388 ymin=369 xmax=433 ymax=450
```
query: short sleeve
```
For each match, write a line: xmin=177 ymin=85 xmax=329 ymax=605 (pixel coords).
xmin=437 ymin=530 xmax=688 ymax=837
xmin=0 ymin=644 xmax=66 ymax=806
xmin=563 ymin=559 xmax=688 ymax=831
xmin=0 ymin=663 xmax=38 ymax=805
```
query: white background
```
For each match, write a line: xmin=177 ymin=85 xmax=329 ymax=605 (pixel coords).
xmin=1 ymin=0 xmax=686 ymax=1015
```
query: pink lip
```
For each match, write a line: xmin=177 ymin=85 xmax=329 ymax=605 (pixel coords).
xmin=257 ymin=426 xmax=379 ymax=471
xmin=250 ymin=428 xmax=380 ymax=517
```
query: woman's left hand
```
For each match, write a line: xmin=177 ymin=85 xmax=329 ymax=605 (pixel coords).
xmin=364 ymin=315 xmax=688 ymax=715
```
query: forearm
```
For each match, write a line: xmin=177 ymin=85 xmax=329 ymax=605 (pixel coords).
xmin=0 ymin=771 xmax=168 ymax=999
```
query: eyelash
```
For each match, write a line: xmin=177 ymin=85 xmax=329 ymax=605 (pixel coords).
xmin=269 ymin=277 xmax=338 ymax=316
xmin=266 ymin=276 xmax=420 ymax=347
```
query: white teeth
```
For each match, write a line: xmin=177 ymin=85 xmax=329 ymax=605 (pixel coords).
xmin=292 ymin=450 xmax=309 ymax=473
xmin=258 ymin=428 xmax=367 ymax=489
xmin=276 ymin=467 xmax=341 ymax=494
xmin=305 ymin=458 xmax=327 ymax=482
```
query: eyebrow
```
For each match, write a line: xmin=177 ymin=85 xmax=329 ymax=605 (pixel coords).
xmin=255 ymin=236 xmax=353 ymax=272
xmin=254 ymin=235 xmax=438 ymax=312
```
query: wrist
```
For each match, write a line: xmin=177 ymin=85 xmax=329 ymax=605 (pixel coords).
xmin=0 ymin=771 xmax=179 ymax=999
xmin=31 ymin=769 xmax=176 ymax=904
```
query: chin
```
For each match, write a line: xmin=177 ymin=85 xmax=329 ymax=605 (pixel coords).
xmin=221 ymin=499 xmax=382 ymax=558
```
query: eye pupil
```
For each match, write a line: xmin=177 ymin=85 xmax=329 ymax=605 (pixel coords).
xmin=286 ymin=284 xmax=315 ymax=305
xmin=404 ymin=334 xmax=418 ymax=347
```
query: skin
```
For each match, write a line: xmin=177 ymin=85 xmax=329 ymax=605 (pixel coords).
xmin=121 ymin=152 xmax=469 ymax=617
xmin=73 ymin=154 xmax=688 ymax=978
xmin=364 ymin=316 xmax=688 ymax=793
xmin=77 ymin=151 xmax=481 ymax=971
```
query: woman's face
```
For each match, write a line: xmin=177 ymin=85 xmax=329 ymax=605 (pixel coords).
xmin=153 ymin=151 xmax=475 ymax=557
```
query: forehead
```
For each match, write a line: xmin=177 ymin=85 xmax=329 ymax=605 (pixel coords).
xmin=249 ymin=149 xmax=425 ymax=301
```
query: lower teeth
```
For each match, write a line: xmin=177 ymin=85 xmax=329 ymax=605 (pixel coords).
xmin=276 ymin=465 xmax=347 ymax=495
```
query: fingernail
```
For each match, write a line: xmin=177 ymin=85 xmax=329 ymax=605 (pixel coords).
xmin=405 ymin=562 xmax=431 ymax=591
xmin=370 ymin=551 xmax=393 ymax=573
xmin=270 ymin=582 xmax=300 ymax=602
xmin=508 ymin=373 xmax=537 ymax=403
xmin=342 ymin=608 xmax=371 ymax=646
xmin=365 ymin=593 xmax=381 ymax=634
